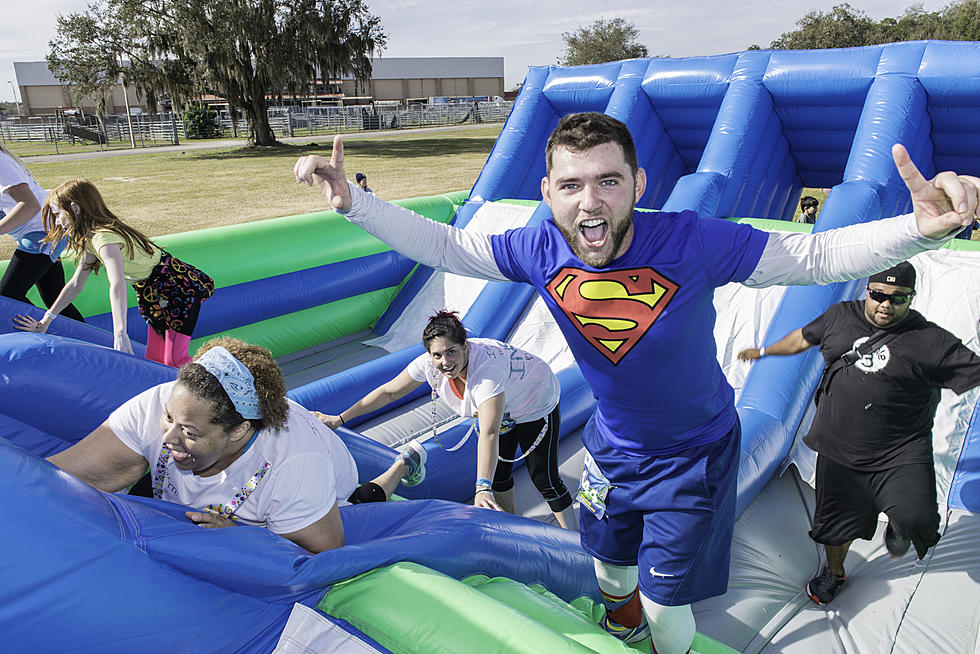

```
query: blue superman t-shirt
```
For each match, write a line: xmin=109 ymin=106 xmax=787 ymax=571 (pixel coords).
xmin=491 ymin=210 xmax=768 ymax=456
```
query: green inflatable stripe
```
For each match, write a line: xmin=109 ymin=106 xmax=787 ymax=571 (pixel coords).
xmin=459 ymin=575 xmax=632 ymax=653
xmin=499 ymin=199 xmax=541 ymax=208
xmin=189 ymin=287 xmax=398 ymax=358
xmin=319 ymin=562 xmax=737 ymax=654
xmin=2 ymin=193 xmax=461 ymax=318
xmin=730 ymin=217 xmax=980 ymax=251
xmin=463 ymin=575 xmax=737 ymax=654
xmin=320 ymin=562 xmax=610 ymax=654
xmin=947 ymin=237 xmax=980 ymax=251
xmin=728 ymin=217 xmax=813 ymax=233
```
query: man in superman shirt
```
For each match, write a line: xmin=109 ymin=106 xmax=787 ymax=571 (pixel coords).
xmin=295 ymin=113 xmax=980 ymax=654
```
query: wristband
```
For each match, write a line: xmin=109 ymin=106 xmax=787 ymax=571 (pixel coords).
xmin=42 ymin=311 xmax=54 ymax=324
xmin=475 ymin=488 xmax=493 ymax=495
xmin=339 ymin=414 xmax=346 ymax=426
xmin=476 ymin=477 xmax=493 ymax=488
xmin=760 ymin=347 xmax=767 ymax=357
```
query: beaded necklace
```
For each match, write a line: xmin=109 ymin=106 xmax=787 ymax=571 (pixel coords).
xmin=151 ymin=430 xmax=270 ymax=521
xmin=427 ymin=368 xmax=550 ymax=461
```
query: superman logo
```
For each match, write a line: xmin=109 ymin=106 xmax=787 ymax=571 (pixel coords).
xmin=545 ymin=266 xmax=679 ymax=365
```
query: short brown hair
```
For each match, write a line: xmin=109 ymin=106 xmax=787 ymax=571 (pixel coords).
xmin=545 ymin=112 xmax=639 ymax=177
xmin=177 ymin=337 xmax=289 ymax=433
xmin=422 ymin=310 xmax=468 ymax=350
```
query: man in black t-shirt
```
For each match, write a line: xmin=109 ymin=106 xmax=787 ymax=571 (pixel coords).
xmin=738 ymin=262 xmax=980 ymax=605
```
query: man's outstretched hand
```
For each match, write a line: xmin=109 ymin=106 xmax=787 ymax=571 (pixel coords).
xmin=894 ymin=144 xmax=980 ymax=239
xmin=294 ymin=134 xmax=352 ymax=211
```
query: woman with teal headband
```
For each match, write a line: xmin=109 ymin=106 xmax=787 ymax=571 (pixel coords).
xmin=47 ymin=337 xmax=423 ymax=553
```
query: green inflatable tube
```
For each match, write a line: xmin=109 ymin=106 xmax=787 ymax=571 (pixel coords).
xmin=1 ymin=194 xmax=463 ymax=353
xmin=319 ymin=562 xmax=738 ymax=654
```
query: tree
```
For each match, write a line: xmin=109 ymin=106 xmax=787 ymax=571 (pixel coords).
xmin=49 ymin=0 xmax=386 ymax=146
xmin=183 ymin=104 xmax=221 ymax=139
xmin=560 ymin=18 xmax=650 ymax=66
xmin=769 ymin=0 xmax=980 ymax=50
xmin=769 ymin=3 xmax=878 ymax=49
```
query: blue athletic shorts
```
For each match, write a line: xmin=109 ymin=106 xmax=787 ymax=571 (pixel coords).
xmin=578 ymin=414 xmax=741 ymax=606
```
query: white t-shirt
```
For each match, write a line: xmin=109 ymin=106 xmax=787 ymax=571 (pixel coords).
xmin=406 ymin=338 xmax=559 ymax=423
xmin=109 ymin=381 xmax=358 ymax=534
xmin=0 ymin=152 xmax=48 ymax=241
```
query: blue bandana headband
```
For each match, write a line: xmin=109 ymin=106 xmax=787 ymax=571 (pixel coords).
xmin=196 ymin=346 xmax=263 ymax=419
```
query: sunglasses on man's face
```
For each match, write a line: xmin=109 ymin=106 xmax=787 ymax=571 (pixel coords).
xmin=867 ymin=287 xmax=915 ymax=305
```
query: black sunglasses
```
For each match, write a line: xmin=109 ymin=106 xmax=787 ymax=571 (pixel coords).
xmin=867 ymin=287 xmax=915 ymax=305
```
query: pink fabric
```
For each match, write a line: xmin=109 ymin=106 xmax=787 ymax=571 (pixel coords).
xmin=144 ymin=327 xmax=193 ymax=367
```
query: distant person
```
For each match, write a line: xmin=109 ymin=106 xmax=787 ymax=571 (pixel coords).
xmin=0 ymin=142 xmax=84 ymax=321
xmin=738 ymin=262 xmax=980 ymax=605
xmin=800 ymin=195 xmax=819 ymax=224
xmin=355 ymin=172 xmax=373 ymax=194
xmin=45 ymin=337 xmax=424 ymax=553
xmin=12 ymin=179 xmax=214 ymax=366
xmin=315 ymin=310 xmax=576 ymax=529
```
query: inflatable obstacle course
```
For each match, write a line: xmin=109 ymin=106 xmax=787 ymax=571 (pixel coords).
xmin=3 ymin=41 xmax=980 ymax=652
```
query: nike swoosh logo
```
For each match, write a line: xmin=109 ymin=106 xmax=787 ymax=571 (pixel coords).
xmin=649 ymin=566 xmax=674 ymax=578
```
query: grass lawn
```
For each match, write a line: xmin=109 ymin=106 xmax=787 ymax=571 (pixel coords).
xmin=2 ymin=139 xmax=202 ymax=158
xmin=1 ymin=125 xmax=504 ymax=260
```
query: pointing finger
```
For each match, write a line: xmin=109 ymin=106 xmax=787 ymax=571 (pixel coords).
xmin=330 ymin=134 xmax=344 ymax=172
xmin=892 ymin=144 xmax=930 ymax=196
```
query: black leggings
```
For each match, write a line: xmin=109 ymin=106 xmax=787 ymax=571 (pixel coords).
xmin=493 ymin=405 xmax=572 ymax=512
xmin=0 ymin=250 xmax=85 ymax=322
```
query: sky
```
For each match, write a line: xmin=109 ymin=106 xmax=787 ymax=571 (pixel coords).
xmin=0 ymin=0 xmax=954 ymax=104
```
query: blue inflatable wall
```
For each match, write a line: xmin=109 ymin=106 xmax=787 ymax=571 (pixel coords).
xmin=4 ymin=41 xmax=980 ymax=652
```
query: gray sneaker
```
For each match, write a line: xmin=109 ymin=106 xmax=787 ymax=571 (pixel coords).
xmin=396 ymin=440 xmax=427 ymax=487
xmin=807 ymin=566 xmax=846 ymax=605
xmin=599 ymin=613 xmax=650 ymax=644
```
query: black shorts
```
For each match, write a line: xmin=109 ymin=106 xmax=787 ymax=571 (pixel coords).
xmin=810 ymin=455 xmax=940 ymax=558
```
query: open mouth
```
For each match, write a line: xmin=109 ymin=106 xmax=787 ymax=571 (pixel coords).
xmin=579 ymin=218 xmax=608 ymax=246
xmin=170 ymin=449 xmax=192 ymax=463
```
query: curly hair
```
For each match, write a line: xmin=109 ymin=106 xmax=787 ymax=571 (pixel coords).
xmin=177 ymin=337 xmax=289 ymax=433
xmin=545 ymin=112 xmax=638 ymax=178
xmin=422 ymin=310 xmax=468 ymax=351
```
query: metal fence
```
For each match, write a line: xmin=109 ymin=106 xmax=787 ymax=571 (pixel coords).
xmin=0 ymin=101 xmax=513 ymax=149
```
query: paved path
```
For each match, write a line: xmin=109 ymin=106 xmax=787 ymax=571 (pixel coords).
xmin=23 ymin=123 xmax=499 ymax=163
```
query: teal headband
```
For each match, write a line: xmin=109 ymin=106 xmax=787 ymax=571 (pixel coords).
xmin=196 ymin=346 xmax=263 ymax=419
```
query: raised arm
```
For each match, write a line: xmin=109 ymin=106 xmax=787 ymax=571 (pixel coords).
xmin=745 ymin=145 xmax=980 ymax=288
xmin=313 ymin=368 xmax=424 ymax=430
xmin=47 ymin=422 xmax=149 ymax=493
xmin=737 ymin=328 xmax=815 ymax=362
xmin=294 ymin=135 xmax=507 ymax=281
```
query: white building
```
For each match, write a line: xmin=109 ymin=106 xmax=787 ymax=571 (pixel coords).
xmin=12 ymin=57 xmax=505 ymax=116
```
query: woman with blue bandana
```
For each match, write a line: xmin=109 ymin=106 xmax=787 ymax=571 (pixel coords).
xmin=0 ymin=142 xmax=84 ymax=321
xmin=46 ymin=337 xmax=421 ymax=553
